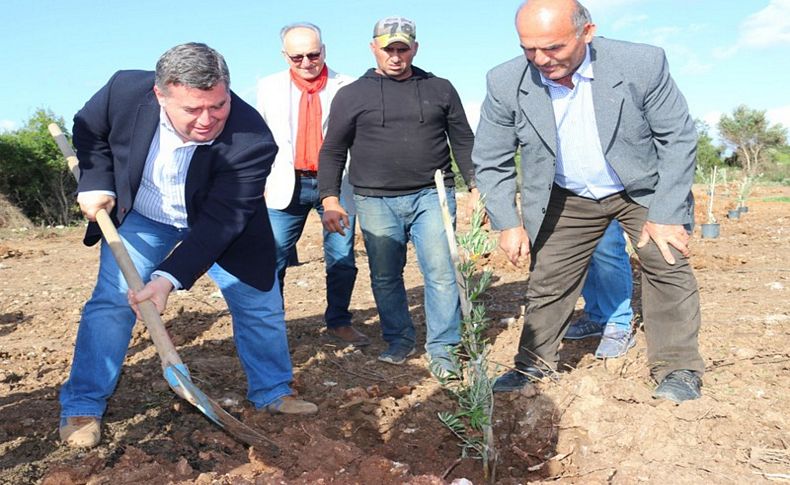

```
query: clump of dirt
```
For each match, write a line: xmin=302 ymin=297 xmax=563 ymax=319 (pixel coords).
xmin=0 ymin=193 xmax=32 ymax=229
xmin=1 ymin=186 xmax=789 ymax=484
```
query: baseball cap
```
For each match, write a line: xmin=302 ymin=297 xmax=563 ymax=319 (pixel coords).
xmin=373 ymin=17 xmax=416 ymax=48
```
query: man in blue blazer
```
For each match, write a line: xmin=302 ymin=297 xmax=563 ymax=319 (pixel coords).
xmin=473 ymin=0 xmax=704 ymax=402
xmin=59 ymin=43 xmax=316 ymax=449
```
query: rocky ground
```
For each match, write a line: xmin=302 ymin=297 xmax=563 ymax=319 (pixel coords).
xmin=1 ymin=185 xmax=789 ymax=484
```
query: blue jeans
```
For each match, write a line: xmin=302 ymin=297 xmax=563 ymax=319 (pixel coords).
xmin=59 ymin=211 xmax=294 ymax=418
xmin=268 ymin=175 xmax=357 ymax=328
xmin=354 ymin=187 xmax=461 ymax=358
xmin=581 ymin=220 xmax=633 ymax=330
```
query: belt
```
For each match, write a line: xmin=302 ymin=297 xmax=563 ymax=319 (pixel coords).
xmin=295 ymin=169 xmax=318 ymax=178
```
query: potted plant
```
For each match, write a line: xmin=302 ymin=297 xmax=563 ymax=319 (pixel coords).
xmin=727 ymin=199 xmax=740 ymax=219
xmin=737 ymin=175 xmax=752 ymax=213
xmin=701 ymin=166 xmax=720 ymax=238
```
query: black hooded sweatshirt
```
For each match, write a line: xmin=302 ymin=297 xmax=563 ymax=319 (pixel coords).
xmin=318 ymin=66 xmax=475 ymax=199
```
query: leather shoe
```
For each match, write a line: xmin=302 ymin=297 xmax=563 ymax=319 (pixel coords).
xmin=653 ymin=370 xmax=702 ymax=403
xmin=264 ymin=396 xmax=318 ymax=415
xmin=59 ymin=416 xmax=101 ymax=448
xmin=492 ymin=366 xmax=548 ymax=393
xmin=326 ymin=326 xmax=371 ymax=347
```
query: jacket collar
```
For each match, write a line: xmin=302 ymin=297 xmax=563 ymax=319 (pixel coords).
xmin=517 ymin=37 xmax=626 ymax=155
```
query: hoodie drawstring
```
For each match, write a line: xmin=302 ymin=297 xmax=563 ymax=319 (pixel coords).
xmin=379 ymin=77 xmax=386 ymax=126
xmin=415 ymin=81 xmax=424 ymax=123
xmin=373 ymin=68 xmax=428 ymax=126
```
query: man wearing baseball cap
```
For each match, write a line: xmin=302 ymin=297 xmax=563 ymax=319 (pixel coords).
xmin=318 ymin=16 xmax=478 ymax=378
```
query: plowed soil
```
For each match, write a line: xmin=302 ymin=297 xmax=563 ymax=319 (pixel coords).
xmin=1 ymin=185 xmax=788 ymax=484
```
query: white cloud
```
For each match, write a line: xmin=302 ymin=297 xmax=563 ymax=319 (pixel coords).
xmin=0 ymin=119 xmax=17 ymax=132
xmin=713 ymin=0 xmax=790 ymax=58
xmin=699 ymin=110 xmax=723 ymax=143
xmin=640 ymin=27 xmax=714 ymax=76
xmin=668 ymin=44 xmax=714 ymax=76
xmin=612 ymin=14 xmax=648 ymax=31
xmin=645 ymin=26 xmax=682 ymax=45
xmin=740 ymin=0 xmax=790 ymax=47
xmin=711 ymin=45 xmax=738 ymax=59
xmin=701 ymin=111 xmax=723 ymax=129
xmin=766 ymin=105 xmax=790 ymax=129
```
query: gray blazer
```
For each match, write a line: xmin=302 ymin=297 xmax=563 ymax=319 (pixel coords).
xmin=472 ymin=37 xmax=697 ymax=242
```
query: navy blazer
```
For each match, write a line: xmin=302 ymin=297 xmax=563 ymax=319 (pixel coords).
xmin=73 ymin=70 xmax=278 ymax=291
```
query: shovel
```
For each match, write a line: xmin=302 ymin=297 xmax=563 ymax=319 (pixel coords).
xmin=48 ymin=123 xmax=280 ymax=455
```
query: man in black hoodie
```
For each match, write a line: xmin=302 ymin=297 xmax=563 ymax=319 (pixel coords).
xmin=318 ymin=16 xmax=476 ymax=376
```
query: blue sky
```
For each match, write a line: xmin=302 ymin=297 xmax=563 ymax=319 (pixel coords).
xmin=2 ymin=0 xmax=788 ymax=137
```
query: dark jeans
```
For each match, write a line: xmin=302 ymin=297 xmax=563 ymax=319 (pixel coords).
xmin=515 ymin=187 xmax=704 ymax=381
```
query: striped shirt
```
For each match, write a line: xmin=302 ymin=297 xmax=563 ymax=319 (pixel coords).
xmin=132 ymin=109 xmax=213 ymax=227
xmin=539 ymin=46 xmax=624 ymax=200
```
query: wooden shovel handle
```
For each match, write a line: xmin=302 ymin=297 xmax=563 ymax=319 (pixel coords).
xmin=434 ymin=170 xmax=472 ymax=319
xmin=48 ymin=123 xmax=184 ymax=371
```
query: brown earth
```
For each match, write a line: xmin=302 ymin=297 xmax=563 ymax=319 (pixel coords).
xmin=0 ymin=194 xmax=32 ymax=231
xmin=1 ymin=185 xmax=789 ymax=484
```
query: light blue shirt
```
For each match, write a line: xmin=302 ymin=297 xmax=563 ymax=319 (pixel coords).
xmin=133 ymin=109 xmax=212 ymax=228
xmin=539 ymin=46 xmax=624 ymax=200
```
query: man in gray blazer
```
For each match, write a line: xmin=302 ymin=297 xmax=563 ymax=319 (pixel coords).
xmin=473 ymin=0 xmax=704 ymax=402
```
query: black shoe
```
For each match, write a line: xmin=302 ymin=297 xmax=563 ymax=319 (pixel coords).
xmin=653 ymin=370 xmax=702 ymax=403
xmin=492 ymin=366 xmax=547 ymax=393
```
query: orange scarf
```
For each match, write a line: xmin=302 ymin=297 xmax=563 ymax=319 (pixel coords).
xmin=291 ymin=65 xmax=328 ymax=171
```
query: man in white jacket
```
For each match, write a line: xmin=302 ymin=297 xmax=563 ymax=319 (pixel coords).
xmin=257 ymin=22 xmax=368 ymax=346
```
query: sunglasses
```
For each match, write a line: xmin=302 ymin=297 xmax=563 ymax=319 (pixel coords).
xmin=286 ymin=51 xmax=322 ymax=63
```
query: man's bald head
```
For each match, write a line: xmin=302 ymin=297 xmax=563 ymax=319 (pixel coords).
xmin=516 ymin=0 xmax=591 ymax=38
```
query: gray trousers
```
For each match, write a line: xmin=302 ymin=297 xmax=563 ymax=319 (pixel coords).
xmin=515 ymin=187 xmax=705 ymax=382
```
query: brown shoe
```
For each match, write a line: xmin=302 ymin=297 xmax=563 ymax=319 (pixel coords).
xmin=264 ymin=396 xmax=318 ymax=415
xmin=326 ymin=326 xmax=371 ymax=347
xmin=59 ymin=416 xmax=101 ymax=448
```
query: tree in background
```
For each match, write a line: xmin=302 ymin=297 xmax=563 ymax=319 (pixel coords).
xmin=695 ymin=120 xmax=724 ymax=177
xmin=718 ymin=105 xmax=788 ymax=176
xmin=0 ymin=109 xmax=78 ymax=225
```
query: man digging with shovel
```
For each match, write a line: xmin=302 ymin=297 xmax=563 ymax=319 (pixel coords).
xmin=59 ymin=42 xmax=317 ymax=449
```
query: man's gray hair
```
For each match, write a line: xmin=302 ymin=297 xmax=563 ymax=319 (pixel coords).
xmin=571 ymin=1 xmax=592 ymax=36
xmin=155 ymin=42 xmax=230 ymax=93
xmin=280 ymin=22 xmax=323 ymax=47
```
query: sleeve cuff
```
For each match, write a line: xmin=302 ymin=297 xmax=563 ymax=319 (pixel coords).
xmin=78 ymin=189 xmax=117 ymax=197
xmin=151 ymin=270 xmax=183 ymax=291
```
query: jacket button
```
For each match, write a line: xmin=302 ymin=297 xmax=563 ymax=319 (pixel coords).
xmin=541 ymin=208 xmax=546 ymax=214
xmin=121 ymin=207 xmax=127 ymax=213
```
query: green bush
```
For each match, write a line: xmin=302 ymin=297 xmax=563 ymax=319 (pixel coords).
xmin=0 ymin=109 xmax=79 ymax=225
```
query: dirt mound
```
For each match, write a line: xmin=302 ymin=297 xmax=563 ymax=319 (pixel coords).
xmin=0 ymin=193 xmax=31 ymax=229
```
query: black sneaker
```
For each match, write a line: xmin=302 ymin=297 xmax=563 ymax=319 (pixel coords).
xmin=653 ymin=370 xmax=702 ymax=403
xmin=492 ymin=366 xmax=548 ymax=392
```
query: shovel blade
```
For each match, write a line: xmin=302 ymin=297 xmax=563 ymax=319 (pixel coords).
xmin=169 ymin=366 xmax=280 ymax=455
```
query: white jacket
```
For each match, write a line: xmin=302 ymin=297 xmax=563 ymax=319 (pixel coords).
xmin=256 ymin=68 xmax=355 ymax=212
